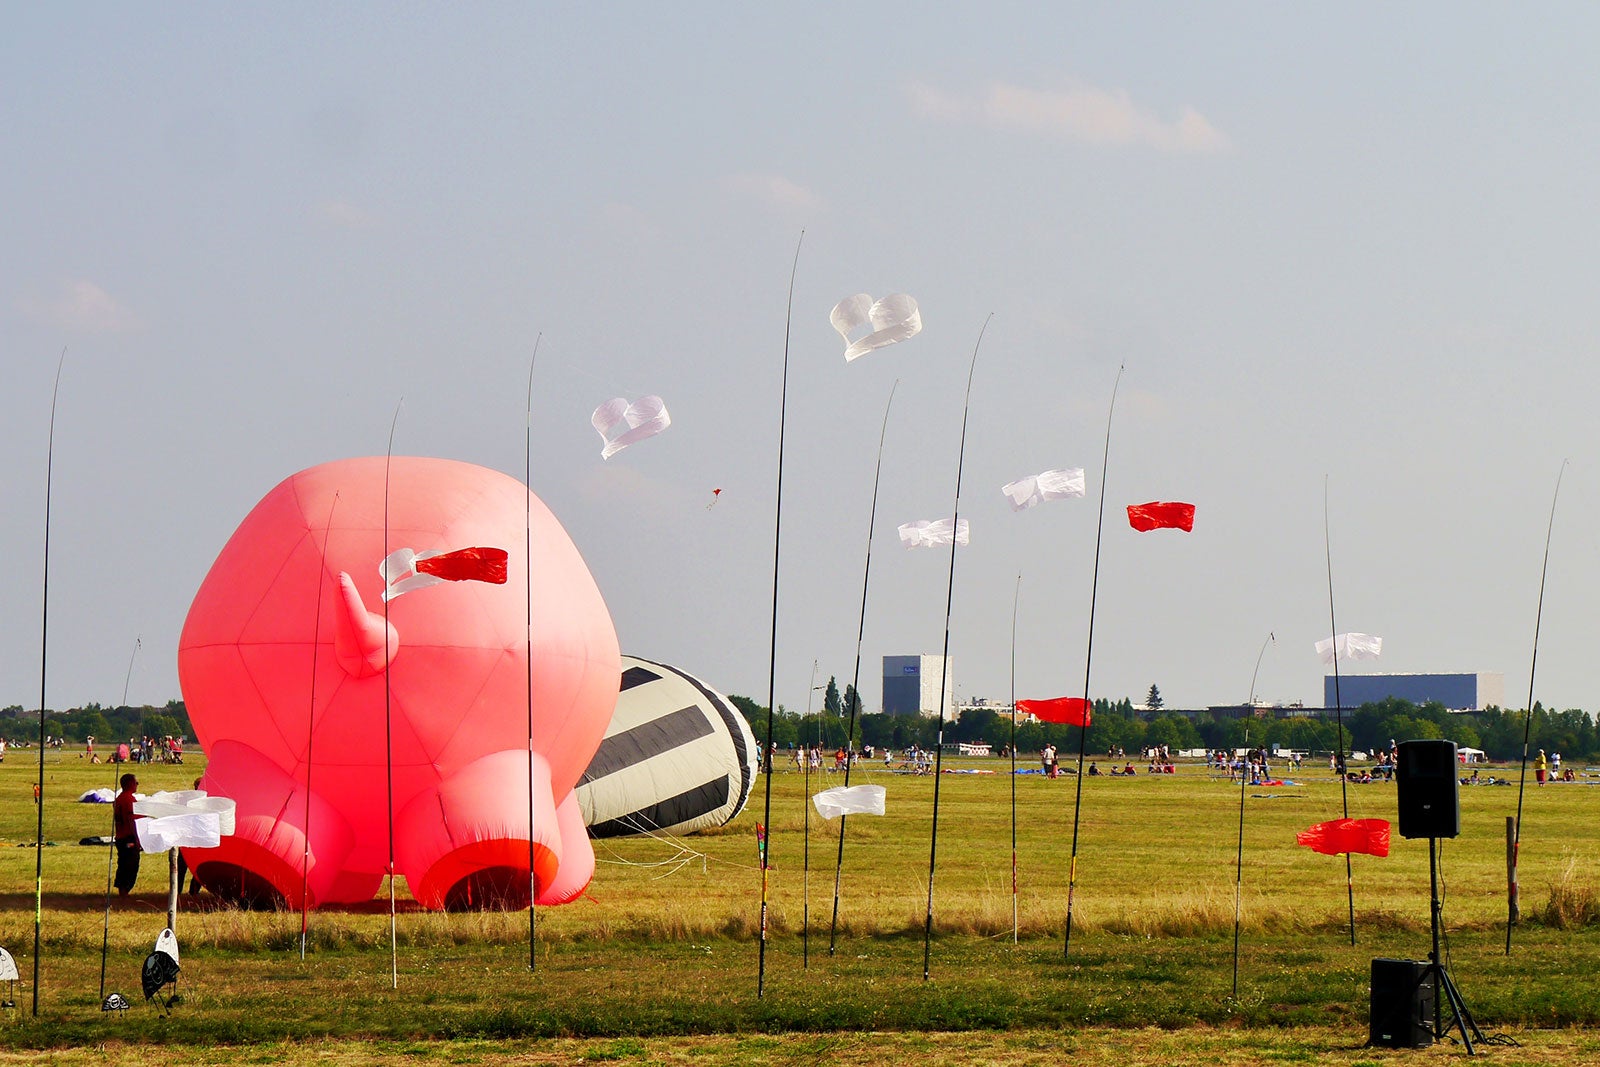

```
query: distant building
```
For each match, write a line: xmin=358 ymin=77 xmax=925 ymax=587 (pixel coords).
xmin=881 ymin=655 xmax=954 ymax=718
xmin=1322 ymin=672 xmax=1504 ymax=712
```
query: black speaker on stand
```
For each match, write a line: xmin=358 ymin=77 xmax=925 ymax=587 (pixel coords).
xmin=1392 ymin=740 xmax=1485 ymax=1054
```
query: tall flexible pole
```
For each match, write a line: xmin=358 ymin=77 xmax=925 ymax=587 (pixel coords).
xmin=757 ymin=231 xmax=803 ymax=997
xmin=802 ymin=660 xmax=820 ymax=967
xmin=1507 ymin=460 xmax=1566 ymax=954
xmin=524 ymin=335 xmax=542 ymax=971
xmin=828 ymin=380 xmax=898 ymax=956
xmin=1010 ymin=575 xmax=1022 ymax=945
xmin=99 ymin=636 xmax=141 ymax=1000
xmin=1063 ymin=362 xmax=1124 ymax=960
xmin=1323 ymin=479 xmax=1356 ymax=946
xmin=1231 ymin=632 xmax=1274 ymax=999
xmin=300 ymin=496 xmax=339 ymax=960
xmin=922 ymin=314 xmax=991 ymax=982
xmin=33 ymin=349 xmax=65 ymax=1016
xmin=383 ymin=401 xmax=403 ymax=988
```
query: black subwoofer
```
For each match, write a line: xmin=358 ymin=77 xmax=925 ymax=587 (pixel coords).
xmin=1396 ymin=739 xmax=1460 ymax=840
xmin=1370 ymin=957 xmax=1436 ymax=1048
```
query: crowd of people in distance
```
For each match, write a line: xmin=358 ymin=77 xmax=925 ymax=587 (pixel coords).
xmin=1210 ymin=746 xmax=1297 ymax=784
xmin=82 ymin=733 xmax=184 ymax=766
xmin=784 ymin=742 xmax=885 ymax=774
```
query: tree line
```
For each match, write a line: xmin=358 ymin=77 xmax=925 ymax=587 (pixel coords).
xmin=0 ymin=701 xmax=192 ymax=746
xmin=727 ymin=689 xmax=1600 ymax=763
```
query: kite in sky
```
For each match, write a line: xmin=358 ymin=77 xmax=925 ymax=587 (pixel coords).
xmin=706 ymin=488 xmax=722 ymax=510
xmin=380 ymin=546 xmax=509 ymax=602
xmin=592 ymin=395 xmax=671 ymax=460
xmin=898 ymin=518 xmax=969 ymax=548
xmin=1127 ymin=501 xmax=1196 ymax=532
xmin=1016 ymin=696 xmax=1092 ymax=727
xmin=830 ymin=293 xmax=923 ymax=361
xmin=1315 ymin=632 xmax=1383 ymax=664
xmin=1002 ymin=468 xmax=1086 ymax=511
xmin=1297 ymin=818 xmax=1391 ymax=858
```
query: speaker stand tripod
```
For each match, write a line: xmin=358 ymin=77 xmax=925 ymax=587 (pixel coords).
xmin=1427 ymin=836 xmax=1486 ymax=1054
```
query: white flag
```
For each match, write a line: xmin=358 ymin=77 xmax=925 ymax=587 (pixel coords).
xmin=898 ymin=518 xmax=970 ymax=548
xmin=592 ymin=395 xmax=671 ymax=460
xmin=813 ymin=784 xmax=887 ymax=820
xmin=136 ymin=811 xmax=222 ymax=853
xmin=1315 ymin=632 xmax=1383 ymax=664
xmin=135 ymin=790 xmax=237 ymax=836
xmin=830 ymin=293 xmax=923 ymax=361
xmin=1002 ymin=468 xmax=1086 ymax=511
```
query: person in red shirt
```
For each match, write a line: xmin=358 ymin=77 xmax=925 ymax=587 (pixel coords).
xmin=112 ymin=773 xmax=142 ymax=898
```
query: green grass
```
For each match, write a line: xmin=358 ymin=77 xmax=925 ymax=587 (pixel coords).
xmin=1 ymin=749 xmax=1597 ymax=1055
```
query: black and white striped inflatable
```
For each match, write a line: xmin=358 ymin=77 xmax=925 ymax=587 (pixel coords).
xmin=575 ymin=656 xmax=759 ymax=839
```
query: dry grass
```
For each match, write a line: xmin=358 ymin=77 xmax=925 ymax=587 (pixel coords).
xmin=3 ymin=751 xmax=1600 ymax=1049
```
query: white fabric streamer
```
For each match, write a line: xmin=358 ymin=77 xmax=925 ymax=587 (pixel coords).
xmin=1315 ymin=632 xmax=1384 ymax=664
xmin=812 ymin=784 xmax=886 ymax=820
xmin=592 ymin=396 xmax=671 ymax=460
xmin=898 ymin=518 xmax=970 ymax=548
xmin=1002 ymin=468 xmax=1086 ymax=511
xmin=830 ymin=293 xmax=923 ymax=361
xmin=134 ymin=790 xmax=237 ymax=836
xmin=379 ymin=547 xmax=444 ymax=602
xmin=136 ymin=812 xmax=222 ymax=853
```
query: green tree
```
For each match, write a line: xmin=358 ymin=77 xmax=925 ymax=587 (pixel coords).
xmin=1145 ymin=685 xmax=1163 ymax=711
xmin=823 ymin=676 xmax=842 ymax=716
xmin=1145 ymin=714 xmax=1200 ymax=752
xmin=842 ymin=684 xmax=863 ymax=719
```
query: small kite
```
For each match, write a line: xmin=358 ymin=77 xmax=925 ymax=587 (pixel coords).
xmin=1296 ymin=818 xmax=1390 ymax=858
xmin=1003 ymin=468 xmax=1086 ymax=511
xmin=898 ymin=518 xmax=969 ymax=548
xmin=706 ymin=488 xmax=722 ymax=510
xmin=1315 ymin=632 xmax=1383 ymax=664
xmin=1127 ymin=501 xmax=1195 ymax=532
xmin=813 ymin=784 xmax=886 ymax=820
xmin=592 ymin=395 xmax=671 ymax=459
xmin=830 ymin=293 xmax=923 ymax=361
xmin=380 ymin=546 xmax=509 ymax=602
xmin=1017 ymin=696 xmax=1093 ymax=727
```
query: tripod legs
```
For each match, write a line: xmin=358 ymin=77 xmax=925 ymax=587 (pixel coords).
xmin=1428 ymin=837 xmax=1487 ymax=1054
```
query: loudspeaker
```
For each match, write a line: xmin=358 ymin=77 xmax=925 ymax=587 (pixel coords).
xmin=1396 ymin=739 xmax=1460 ymax=840
xmin=1370 ymin=957 xmax=1436 ymax=1048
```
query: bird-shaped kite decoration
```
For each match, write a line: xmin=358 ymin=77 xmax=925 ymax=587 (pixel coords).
xmin=141 ymin=928 xmax=181 ymax=1014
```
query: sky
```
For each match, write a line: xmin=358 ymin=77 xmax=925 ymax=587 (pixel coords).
xmin=4 ymin=4 xmax=1600 ymax=720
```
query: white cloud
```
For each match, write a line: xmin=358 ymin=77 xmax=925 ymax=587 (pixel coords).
xmin=16 ymin=280 xmax=142 ymax=333
xmin=723 ymin=172 xmax=822 ymax=211
xmin=907 ymin=80 xmax=1229 ymax=154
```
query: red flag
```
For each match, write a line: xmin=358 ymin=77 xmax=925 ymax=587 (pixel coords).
xmin=1016 ymin=697 xmax=1092 ymax=727
xmin=1127 ymin=501 xmax=1195 ymax=532
xmin=1296 ymin=818 xmax=1390 ymax=858
xmin=414 ymin=546 xmax=509 ymax=585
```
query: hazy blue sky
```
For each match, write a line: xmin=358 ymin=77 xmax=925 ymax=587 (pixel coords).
xmin=6 ymin=5 xmax=1600 ymax=719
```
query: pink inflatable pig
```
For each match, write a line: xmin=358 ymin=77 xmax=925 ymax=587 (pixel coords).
xmin=177 ymin=457 xmax=619 ymax=910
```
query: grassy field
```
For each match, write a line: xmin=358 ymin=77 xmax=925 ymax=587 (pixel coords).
xmin=1 ymin=748 xmax=1597 ymax=1062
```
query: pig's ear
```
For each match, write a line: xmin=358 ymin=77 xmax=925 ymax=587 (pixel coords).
xmin=334 ymin=572 xmax=398 ymax=677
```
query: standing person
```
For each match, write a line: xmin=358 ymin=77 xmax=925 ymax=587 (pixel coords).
xmin=113 ymin=773 xmax=143 ymax=898
xmin=1535 ymin=749 xmax=1549 ymax=786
